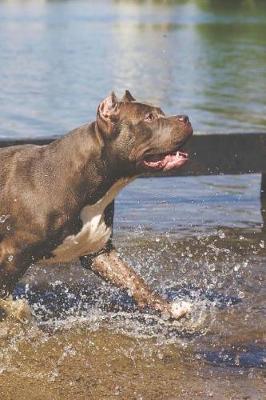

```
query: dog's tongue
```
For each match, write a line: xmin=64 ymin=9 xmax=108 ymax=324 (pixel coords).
xmin=144 ymin=151 xmax=189 ymax=171
xmin=163 ymin=151 xmax=189 ymax=171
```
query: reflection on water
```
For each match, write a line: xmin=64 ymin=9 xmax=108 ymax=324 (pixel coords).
xmin=0 ymin=0 xmax=266 ymax=138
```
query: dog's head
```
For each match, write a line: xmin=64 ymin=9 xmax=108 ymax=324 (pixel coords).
xmin=96 ymin=91 xmax=193 ymax=176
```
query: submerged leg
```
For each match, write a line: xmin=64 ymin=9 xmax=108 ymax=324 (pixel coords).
xmin=0 ymin=240 xmax=32 ymax=322
xmin=0 ymin=242 xmax=27 ymax=298
xmin=0 ymin=297 xmax=32 ymax=322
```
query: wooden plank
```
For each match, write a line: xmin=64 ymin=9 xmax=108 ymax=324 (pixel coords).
xmin=164 ymin=133 xmax=266 ymax=176
xmin=0 ymin=137 xmax=56 ymax=147
xmin=0 ymin=132 xmax=266 ymax=176
xmin=261 ymin=174 xmax=266 ymax=230
xmin=261 ymin=173 xmax=266 ymax=199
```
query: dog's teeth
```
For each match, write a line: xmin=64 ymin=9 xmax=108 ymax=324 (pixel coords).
xmin=176 ymin=151 xmax=179 ymax=158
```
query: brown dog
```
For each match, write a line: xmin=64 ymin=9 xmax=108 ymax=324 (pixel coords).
xmin=0 ymin=91 xmax=193 ymax=321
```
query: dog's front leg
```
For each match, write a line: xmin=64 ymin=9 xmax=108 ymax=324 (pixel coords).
xmin=80 ymin=248 xmax=189 ymax=320
xmin=80 ymin=201 xmax=190 ymax=320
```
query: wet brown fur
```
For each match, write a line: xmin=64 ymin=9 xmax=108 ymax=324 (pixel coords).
xmin=0 ymin=91 xmax=192 ymax=319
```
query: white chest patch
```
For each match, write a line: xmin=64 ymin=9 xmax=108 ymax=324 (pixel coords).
xmin=45 ymin=178 xmax=133 ymax=264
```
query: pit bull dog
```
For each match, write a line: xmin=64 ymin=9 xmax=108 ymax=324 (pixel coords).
xmin=0 ymin=91 xmax=193 ymax=321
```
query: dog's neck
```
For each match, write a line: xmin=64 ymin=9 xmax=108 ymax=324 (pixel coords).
xmin=43 ymin=122 xmax=127 ymax=207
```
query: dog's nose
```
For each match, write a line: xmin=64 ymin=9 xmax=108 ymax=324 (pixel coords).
xmin=176 ymin=115 xmax=189 ymax=123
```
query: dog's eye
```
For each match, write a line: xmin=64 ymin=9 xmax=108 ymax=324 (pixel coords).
xmin=144 ymin=113 xmax=156 ymax=122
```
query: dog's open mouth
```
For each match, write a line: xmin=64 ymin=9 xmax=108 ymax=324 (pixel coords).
xmin=143 ymin=150 xmax=189 ymax=171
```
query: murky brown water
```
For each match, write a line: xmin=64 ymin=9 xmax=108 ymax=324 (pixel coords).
xmin=0 ymin=226 xmax=265 ymax=399
xmin=0 ymin=327 xmax=265 ymax=400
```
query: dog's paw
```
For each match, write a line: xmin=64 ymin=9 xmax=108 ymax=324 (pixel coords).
xmin=0 ymin=298 xmax=33 ymax=323
xmin=170 ymin=300 xmax=192 ymax=320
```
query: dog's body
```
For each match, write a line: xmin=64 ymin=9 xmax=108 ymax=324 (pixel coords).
xmin=0 ymin=91 xmax=193 ymax=320
xmin=46 ymin=177 xmax=131 ymax=265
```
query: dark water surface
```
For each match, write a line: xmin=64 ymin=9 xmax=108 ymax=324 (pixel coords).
xmin=0 ymin=1 xmax=266 ymax=399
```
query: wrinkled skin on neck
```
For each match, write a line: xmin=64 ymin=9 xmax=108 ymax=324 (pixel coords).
xmin=95 ymin=92 xmax=193 ymax=179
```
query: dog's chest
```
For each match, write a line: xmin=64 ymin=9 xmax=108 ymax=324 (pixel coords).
xmin=45 ymin=178 xmax=131 ymax=264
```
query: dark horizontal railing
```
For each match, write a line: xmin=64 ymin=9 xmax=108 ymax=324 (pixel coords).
xmin=1 ymin=131 xmax=266 ymax=176
xmin=178 ymin=132 xmax=266 ymax=176
xmin=1 ymin=132 xmax=266 ymax=227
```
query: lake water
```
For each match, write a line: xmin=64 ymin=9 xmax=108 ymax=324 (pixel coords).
xmin=0 ymin=1 xmax=265 ymax=399
xmin=0 ymin=0 xmax=266 ymax=137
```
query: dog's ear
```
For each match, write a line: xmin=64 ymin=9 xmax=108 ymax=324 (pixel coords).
xmin=122 ymin=90 xmax=136 ymax=103
xmin=98 ymin=92 xmax=119 ymax=119
xmin=97 ymin=92 xmax=119 ymax=135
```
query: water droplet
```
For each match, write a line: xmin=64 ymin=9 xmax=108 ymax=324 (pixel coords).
xmin=114 ymin=385 xmax=121 ymax=395
xmin=218 ymin=230 xmax=225 ymax=239
xmin=0 ymin=214 xmax=9 ymax=223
